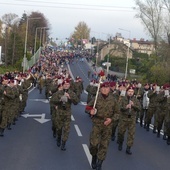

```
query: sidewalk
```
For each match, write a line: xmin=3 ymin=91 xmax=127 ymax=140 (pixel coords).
xmin=85 ymin=59 xmax=124 ymax=78
xmin=85 ymin=59 xmax=140 ymax=79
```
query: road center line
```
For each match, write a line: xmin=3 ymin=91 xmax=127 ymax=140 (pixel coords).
xmin=71 ymin=115 xmax=75 ymax=121
xmin=74 ymin=124 xmax=82 ymax=136
xmin=82 ymin=144 xmax=92 ymax=166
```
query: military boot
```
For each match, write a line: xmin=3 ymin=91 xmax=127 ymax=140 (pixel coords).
xmin=143 ymin=123 xmax=146 ymax=129
xmin=61 ymin=141 xmax=66 ymax=151
xmin=157 ymin=130 xmax=160 ymax=138
xmin=56 ymin=136 xmax=61 ymax=147
xmin=163 ymin=134 xmax=167 ymax=140
xmin=118 ymin=142 xmax=123 ymax=151
xmin=0 ymin=128 xmax=4 ymax=137
xmin=153 ymin=126 xmax=157 ymax=133
xmin=126 ymin=146 xmax=132 ymax=155
xmin=146 ymin=124 xmax=150 ymax=131
xmin=7 ymin=123 xmax=11 ymax=130
xmin=91 ymin=155 xmax=97 ymax=169
xmin=111 ymin=133 xmax=116 ymax=141
xmin=140 ymin=118 xmax=143 ymax=127
xmin=167 ymin=136 xmax=170 ymax=145
xmin=96 ymin=159 xmax=103 ymax=170
xmin=52 ymin=127 xmax=56 ymax=138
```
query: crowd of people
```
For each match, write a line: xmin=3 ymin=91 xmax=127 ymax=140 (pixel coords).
xmin=86 ymin=74 xmax=170 ymax=170
xmin=0 ymin=71 xmax=33 ymax=136
xmin=0 ymin=48 xmax=170 ymax=170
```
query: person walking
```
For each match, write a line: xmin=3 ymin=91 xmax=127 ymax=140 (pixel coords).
xmin=86 ymin=81 xmax=119 ymax=170
xmin=117 ymin=86 xmax=141 ymax=155
xmin=50 ymin=79 xmax=79 ymax=150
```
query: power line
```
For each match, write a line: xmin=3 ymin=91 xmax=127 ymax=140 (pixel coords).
xmin=0 ymin=2 xmax=135 ymax=12
xmin=15 ymin=0 xmax=134 ymax=9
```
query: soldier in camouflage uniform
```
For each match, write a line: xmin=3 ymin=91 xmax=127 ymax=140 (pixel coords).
xmin=50 ymin=79 xmax=79 ymax=151
xmin=49 ymin=81 xmax=60 ymax=138
xmin=44 ymin=74 xmax=53 ymax=99
xmin=155 ymin=85 xmax=169 ymax=138
xmin=3 ymin=79 xmax=16 ymax=130
xmin=20 ymin=74 xmax=31 ymax=113
xmin=86 ymin=82 xmax=119 ymax=170
xmin=74 ymin=76 xmax=84 ymax=100
xmin=86 ymin=80 xmax=97 ymax=104
xmin=10 ymin=79 xmax=20 ymax=125
xmin=140 ymin=83 xmax=150 ymax=128
xmin=165 ymin=92 xmax=170 ymax=145
xmin=117 ymin=86 xmax=141 ymax=155
xmin=110 ymin=81 xmax=121 ymax=141
xmin=145 ymin=84 xmax=159 ymax=132
xmin=0 ymin=79 xmax=5 ymax=136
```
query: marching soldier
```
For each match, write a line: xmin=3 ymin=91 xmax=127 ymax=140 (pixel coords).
xmin=86 ymin=80 xmax=98 ymax=104
xmin=50 ymin=79 xmax=79 ymax=151
xmin=4 ymin=79 xmax=16 ymax=130
xmin=110 ymin=81 xmax=121 ymax=141
xmin=117 ymin=86 xmax=141 ymax=155
xmin=86 ymin=82 xmax=119 ymax=170
xmin=74 ymin=76 xmax=84 ymax=100
xmin=140 ymin=83 xmax=150 ymax=128
xmin=0 ymin=78 xmax=5 ymax=136
xmin=146 ymin=83 xmax=159 ymax=132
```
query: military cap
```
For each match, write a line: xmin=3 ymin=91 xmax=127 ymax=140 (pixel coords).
xmin=110 ymin=81 xmax=116 ymax=87
xmin=100 ymin=82 xmax=110 ymax=88
xmin=126 ymin=86 xmax=135 ymax=91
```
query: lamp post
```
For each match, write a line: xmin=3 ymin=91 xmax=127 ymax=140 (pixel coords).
xmin=35 ymin=27 xmax=48 ymax=52
xmin=119 ymin=28 xmax=131 ymax=79
xmin=91 ymin=31 xmax=100 ymax=66
xmin=102 ymin=32 xmax=112 ymax=75
xmin=23 ymin=17 xmax=41 ymax=72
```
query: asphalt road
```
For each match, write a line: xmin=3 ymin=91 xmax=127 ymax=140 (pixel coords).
xmin=0 ymin=58 xmax=169 ymax=170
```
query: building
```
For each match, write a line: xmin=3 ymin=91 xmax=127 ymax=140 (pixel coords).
xmin=130 ymin=38 xmax=155 ymax=55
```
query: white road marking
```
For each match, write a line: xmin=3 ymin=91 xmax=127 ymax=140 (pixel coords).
xmin=74 ymin=124 xmax=82 ymax=136
xmin=82 ymin=144 xmax=92 ymax=166
xmin=71 ymin=115 xmax=75 ymax=121
xmin=137 ymin=118 xmax=164 ymax=135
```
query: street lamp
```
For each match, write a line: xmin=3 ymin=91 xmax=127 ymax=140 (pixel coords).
xmin=102 ymin=32 xmax=112 ymax=75
xmin=23 ymin=17 xmax=41 ymax=72
xmin=119 ymin=28 xmax=131 ymax=79
xmin=91 ymin=31 xmax=100 ymax=66
xmin=35 ymin=27 xmax=49 ymax=54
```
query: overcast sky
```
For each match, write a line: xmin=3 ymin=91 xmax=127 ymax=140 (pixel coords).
xmin=0 ymin=0 xmax=150 ymax=42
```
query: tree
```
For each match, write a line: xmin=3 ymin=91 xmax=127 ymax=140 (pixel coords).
xmin=1 ymin=13 xmax=19 ymax=66
xmin=135 ymin=0 xmax=164 ymax=53
xmin=162 ymin=0 xmax=170 ymax=44
xmin=72 ymin=21 xmax=90 ymax=46
xmin=0 ymin=11 xmax=50 ymax=69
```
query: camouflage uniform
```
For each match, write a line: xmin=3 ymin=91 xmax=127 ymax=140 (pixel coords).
xmin=165 ymin=96 xmax=170 ymax=144
xmin=11 ymin=85 xmax=20 ymax=124
xmin=50 ymin=88 xmax=79 ymax=149
xmin=146 ymin=89 xmax=159 ymax=132
xmin=21 ymin=79 xmax=30 ymax=113
xmin=0 ymin=84 xmax=5 ymax=136
xmin=87 ymin=93 xmax=119 ymax=161
xmin=44 ymin=77 xmax=53 ymax=99
xmin=110 ymin=89 xmax=120 ymax=141
xmin=117 ymin=95 xmax=141 ymax=151
xmin=86 ymin=84 xmax=97 ymax=104
xmin=3 ymin=85 xmax=15 ymax=130
xmin=74 ymin=81 xmax=83 ymax=99
xmin=49 ymin=82 xmax=58 ymax=138
xmin=155 ymin=91 xmax=168 ymax=137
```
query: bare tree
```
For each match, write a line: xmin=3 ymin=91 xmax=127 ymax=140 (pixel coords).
xmin=135 ymin=0 xmax=164 ymax=53
xmin=162 ymin=0 xmax=170 ymax=44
